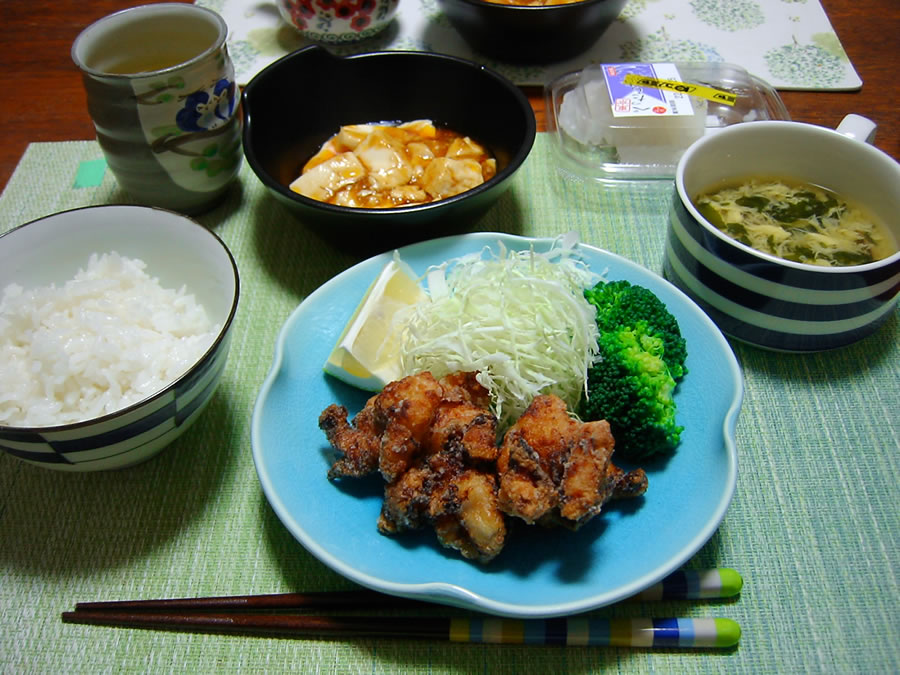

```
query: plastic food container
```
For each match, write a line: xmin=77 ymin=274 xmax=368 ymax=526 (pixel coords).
xmin=545 ymin=62 xmax=790 ymax=181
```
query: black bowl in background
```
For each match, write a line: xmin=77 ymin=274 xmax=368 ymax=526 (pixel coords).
xmin=241 ymin=46 xmax=536 ymax=246
xmin=437 ymin=0 xmax=628 ymax=64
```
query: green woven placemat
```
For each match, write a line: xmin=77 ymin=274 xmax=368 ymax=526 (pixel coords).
xmin=1 ymin=138 xmax=897 ymax=673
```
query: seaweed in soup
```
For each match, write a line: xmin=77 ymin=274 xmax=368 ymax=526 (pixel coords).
xmin=693 ymin=177 xmax=896 ymax=267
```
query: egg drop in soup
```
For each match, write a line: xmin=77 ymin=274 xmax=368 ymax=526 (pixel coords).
xmin=290 ymin=120 xmax=497 ymax=208
xmin=693 ymin=177 xmax=897 ymax=267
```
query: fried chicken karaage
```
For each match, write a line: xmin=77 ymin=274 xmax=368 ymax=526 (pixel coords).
xmin=320 ymin=371 xmax=506 ymax=562
xmin=318 ymin=371 xmax=647 ymax=563
xmin=497 ymin=394 xmax=647 ymax=529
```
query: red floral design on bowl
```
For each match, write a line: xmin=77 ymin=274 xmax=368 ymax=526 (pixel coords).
xmin=277 ymin=0 xmax=400 ymax=42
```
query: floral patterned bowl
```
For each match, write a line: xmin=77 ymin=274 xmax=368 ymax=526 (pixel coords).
xmin=277 ymin=0 xmax=400 ymax=43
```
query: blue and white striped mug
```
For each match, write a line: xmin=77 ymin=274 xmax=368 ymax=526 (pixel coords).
xmin=665 ymin=115 xmax=900 ymax=352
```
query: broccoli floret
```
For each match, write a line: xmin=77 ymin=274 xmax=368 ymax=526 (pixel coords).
xmin=583 ymin=279 xmax=687 ymax=380
xmin=579 ymin=280 xmax=687 ymax=459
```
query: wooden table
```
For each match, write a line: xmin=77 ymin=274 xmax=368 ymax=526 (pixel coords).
xmin=1 ymin=0 xmax=898 ymax=195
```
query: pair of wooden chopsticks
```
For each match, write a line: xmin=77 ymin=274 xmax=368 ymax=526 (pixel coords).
xmin=62 ymin=568 xmax=742 ymax=648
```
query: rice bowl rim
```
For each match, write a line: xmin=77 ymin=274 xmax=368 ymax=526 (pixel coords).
xmin=0 ymin=204 xmax=240 ymax=434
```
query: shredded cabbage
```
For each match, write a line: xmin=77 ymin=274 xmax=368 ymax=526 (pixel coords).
xmin=399 ymin=235 xmax=601 ymax=430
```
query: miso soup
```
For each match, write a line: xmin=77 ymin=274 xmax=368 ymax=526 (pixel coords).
xmin=693 ymin=177 xmax=897 ymax=267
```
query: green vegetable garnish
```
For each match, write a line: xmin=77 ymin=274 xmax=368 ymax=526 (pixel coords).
xmin=580 ymin=280 xmax=687 ymax=460
xmin=832 ymin=251 xmax=873 ymax=265
xmin=697 ymin=201 xmax=725 ymax=229
xmin=767 ymin=192 xmax=837 ymax=223
xmin=736 ymin=195 xmax=769 ymax=210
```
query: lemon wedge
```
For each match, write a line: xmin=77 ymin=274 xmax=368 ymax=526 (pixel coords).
xmin=323 ymin=259 xmax=426 ymax=391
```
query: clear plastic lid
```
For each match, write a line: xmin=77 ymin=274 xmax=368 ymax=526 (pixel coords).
xmin=545 ymin=62 xmax=790 ymax=181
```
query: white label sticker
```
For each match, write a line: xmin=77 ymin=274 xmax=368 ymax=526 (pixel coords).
xmin=601 ymin=63 xmax=694 ymax=118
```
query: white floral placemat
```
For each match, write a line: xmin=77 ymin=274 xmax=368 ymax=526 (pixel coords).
xmin=196 ymin=0 xmax=861 ymax=91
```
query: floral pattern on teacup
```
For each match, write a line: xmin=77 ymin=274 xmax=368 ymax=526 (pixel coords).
xmin=176 ymin=79 xmax=238 ymax=133
xmin=134 ymin=64 xmax=242 ymax=185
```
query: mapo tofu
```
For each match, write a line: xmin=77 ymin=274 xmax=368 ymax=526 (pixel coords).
xmin=290 ymin=120 xmax=497 ymax=208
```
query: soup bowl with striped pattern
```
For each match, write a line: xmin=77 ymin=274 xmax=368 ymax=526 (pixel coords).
xmin=0 ymin=205 xmax=239 ymax=470
xmin=665 ymin=115 xmax=900 ymax=352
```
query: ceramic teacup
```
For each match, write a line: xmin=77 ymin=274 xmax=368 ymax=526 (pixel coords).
xmin=665 ymin=115 xmax=900 ymax=352
xmin=71 ymin=4 xmax=242 ymax=215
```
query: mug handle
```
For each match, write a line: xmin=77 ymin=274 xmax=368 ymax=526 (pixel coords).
xmin=836 ymin=114 xmax=877 ymax=144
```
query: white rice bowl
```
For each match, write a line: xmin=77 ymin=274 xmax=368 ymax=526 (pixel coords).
xmin=1 ymin=252 xmax=219 ymax=427
xmin=0 ymin=205 xmax=239 ymax=471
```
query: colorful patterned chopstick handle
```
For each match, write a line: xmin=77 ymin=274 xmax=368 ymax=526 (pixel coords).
xmin=635 ymin=568 xmax=743 ymax=601
xmin=449 ymin=617 xmax=741 ymax=648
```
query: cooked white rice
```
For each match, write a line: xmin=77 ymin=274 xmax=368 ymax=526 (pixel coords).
xmin=0 ymin=252 xmax=218 ymax=427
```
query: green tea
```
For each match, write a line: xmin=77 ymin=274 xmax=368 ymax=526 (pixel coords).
xmin=87 ymin=20 xmax=219 ymax=75
xmin=104 ymin=50 xmax=199 ymax=75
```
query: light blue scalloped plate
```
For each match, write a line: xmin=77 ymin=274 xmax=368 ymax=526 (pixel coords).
xmin=251 ymin=232 xmax=742 ymax=619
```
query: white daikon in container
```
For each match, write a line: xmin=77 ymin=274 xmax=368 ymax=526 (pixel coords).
xmin=545 ymin=62 xmax=790 ymax=181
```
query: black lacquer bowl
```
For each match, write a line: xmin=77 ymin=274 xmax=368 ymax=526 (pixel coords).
xmin=437 ymin=0 xmax=628 ymax=64
xmin=241 ymin=46 xmax=536 ymax=245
